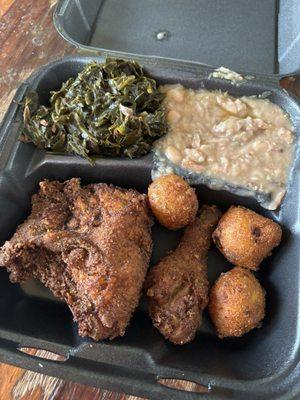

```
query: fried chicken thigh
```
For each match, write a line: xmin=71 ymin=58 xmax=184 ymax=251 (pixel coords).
xmin=146 ymin=205 xmax=221 ymax=345
xmin=0 ymin=179 xmax=153 ymax=340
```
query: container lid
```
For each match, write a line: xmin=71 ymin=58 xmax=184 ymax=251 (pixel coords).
xmin=54 ymin=0 xmax=299 ymax=75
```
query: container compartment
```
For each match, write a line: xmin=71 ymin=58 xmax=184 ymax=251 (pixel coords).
xmin=54 ymin=0 xmax=300 ymax=75
xmin=0 ymin=56 xmax=299 ymax=399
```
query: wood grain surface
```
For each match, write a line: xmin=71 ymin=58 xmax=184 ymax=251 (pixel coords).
xmin=0 ymin=1 xmax=199 ymax=399
xmin=0 ymin=0 xmax=74 ymax=122
xmin=1 ymin=1 xmax=299 ymax=399
xmin=0 ymin=0 xmax=13 ymax=16
xmin=0 ymin=351 xmax=144 ymax=400
xmin=0 ymin=1 xmax=145 ymax=399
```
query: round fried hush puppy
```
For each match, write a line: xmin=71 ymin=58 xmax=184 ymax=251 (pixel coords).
xmin=148 ymin=174 xmax=198 ymax=230
xmin=212 ymin=206 xmax=282 ymax=270
xmin=209 ymin=267 xmax=266 ymax=338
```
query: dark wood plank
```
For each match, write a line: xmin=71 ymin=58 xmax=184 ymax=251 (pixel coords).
xmin=0 ymin=1 xmax=147 ymax=398
xmin=0 ymin=0 xmax=74 ymax=121
xmin=0 ymin=354 xmax=145 ymax=400
xmin=0 ymin=1 xmax=197 ymax=399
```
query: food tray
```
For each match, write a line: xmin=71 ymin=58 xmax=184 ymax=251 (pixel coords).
xmin=0 ymin=55 xmax=299 ymax=400
xmin=53 ymin=0 xmax=300 ymax=75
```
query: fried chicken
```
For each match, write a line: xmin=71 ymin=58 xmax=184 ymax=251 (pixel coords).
xmin=146 ymin=205 xmax=221 ymax=345
xmin=0 ymin=179 xmax=153 ymax=341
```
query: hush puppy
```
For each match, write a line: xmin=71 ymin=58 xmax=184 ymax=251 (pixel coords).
xmin=148 ymin=174 xmax=198 ymax=230
xmin=209 ymin=267 xmax=266 ymax=338
xmin=212 ymin=206 xmax=282 ymax=270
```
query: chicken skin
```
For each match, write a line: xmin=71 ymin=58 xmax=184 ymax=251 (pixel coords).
xmin=0 ymin=179 xmax=153 ymax=341
xmin=146 ymin=205 xmax=221 ymax=345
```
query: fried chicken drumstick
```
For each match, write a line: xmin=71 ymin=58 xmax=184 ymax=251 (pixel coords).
xmin=0 ymin=179 xmax=153 ymax=340
xmin=146 ymin=205 xmax=221 ymax=345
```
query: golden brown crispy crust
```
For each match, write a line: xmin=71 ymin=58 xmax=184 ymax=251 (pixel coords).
xmin=0 ymin=178 xmax=153 ymax=341
xmin=208 ymin=267 xmax=266 ymax=338
xmin=146 ymin=205 xmax=221 ymax=345
xmin=148 ymin=174 xmax=198 ymax=230
xmin=212 ymin=206 xmax=282 ymax=270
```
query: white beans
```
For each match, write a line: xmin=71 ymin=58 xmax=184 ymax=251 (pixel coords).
xmin=156 ymin=84 xmax=294 ymax=209
xmin=167 ymin=110 xmax=181 ymax=124
xmin=165 ymin=146 xmax=182 ymax=164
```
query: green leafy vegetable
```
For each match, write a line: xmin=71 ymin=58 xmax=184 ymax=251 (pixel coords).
xmin=21 ymin=58 xmax=167 ymax=163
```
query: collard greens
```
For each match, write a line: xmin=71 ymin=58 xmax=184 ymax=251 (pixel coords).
xmin=21 ymin=58 xmax=167 ymax=162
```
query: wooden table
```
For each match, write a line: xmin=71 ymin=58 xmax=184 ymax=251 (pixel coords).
xmin=0 ymin=1 xmax=144 ymax=399
xmin=0 ymin=1 xmax=201 ymax=399
xmin=4 ymin=2 xmax=298 ymax=399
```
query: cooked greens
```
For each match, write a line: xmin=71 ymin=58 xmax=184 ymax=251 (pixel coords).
xmin=21 ymin=58 xmax=167 ymax=162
